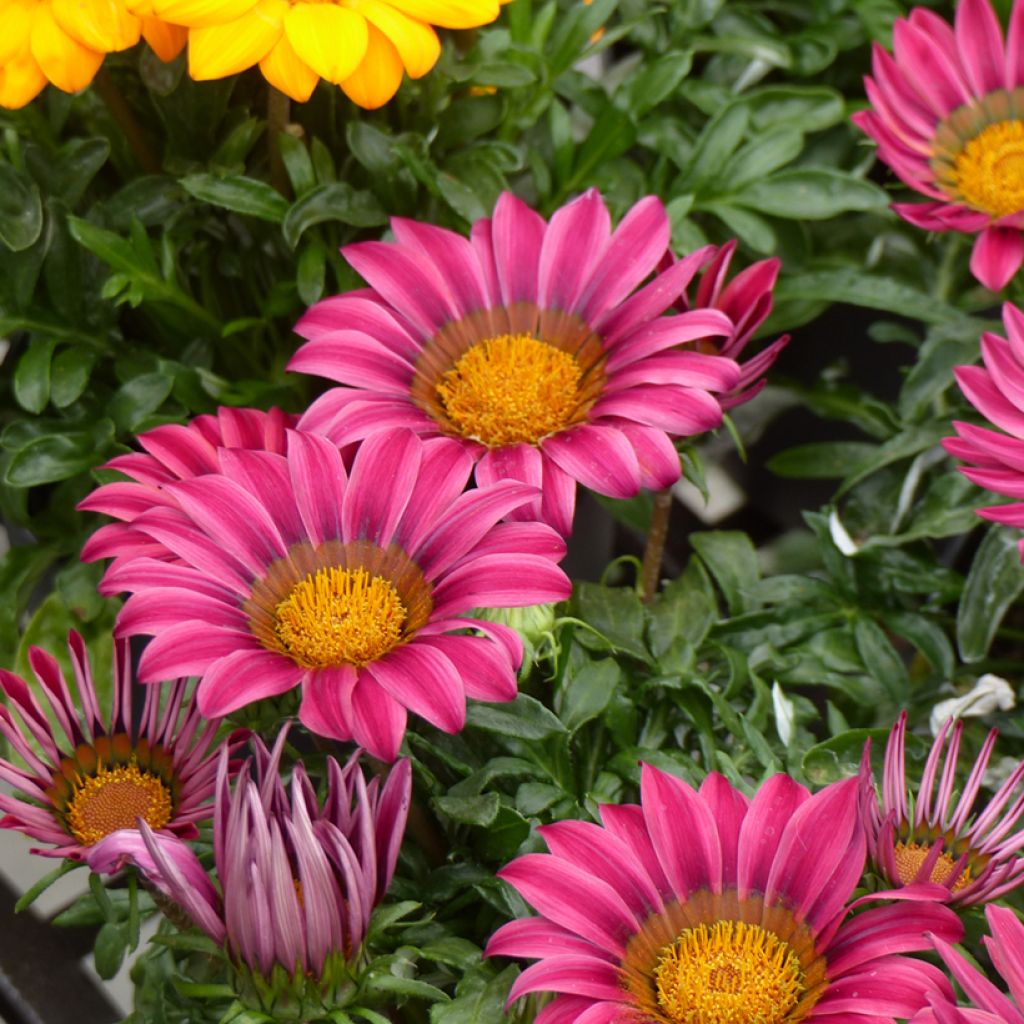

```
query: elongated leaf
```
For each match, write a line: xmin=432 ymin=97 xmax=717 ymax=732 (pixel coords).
xmin=0 ymin=163 xmax=43 ymax=251
xmin=282 ymin=183 xmax=386 ymax=247
xmin=958 ymin=526 xmax=1024 ymax=662
xmin=181 ymin=174 xmax=289 ymax=222
xmin=732 ymin=169 xmax=887 ymax=218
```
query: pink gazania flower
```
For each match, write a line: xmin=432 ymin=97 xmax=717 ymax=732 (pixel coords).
xmin=486 ymin=765 xmax=962 ymax=1024
xmin=852 ymin=0 xmax=1024 ymax=291
xmin=675 ymin=239 xmax=789 ymax=410
xmin=90 ymin=733 xmax=411 ymax=1000
xmin=101 ymin=427 xmax=570 ymax=761
xmin=920 ymin=903 xmax=1024 ymax=1024
xmin=289 ymin=189 xmax=741 ymax=535
xmin=79 ymin=405 xmax=294 ymax=566
xmin=943 ymin=302 xmax=1024 ymax=557
xmin=0 ymin=631 xmax=225 ymax=861
xmin=862 ymin=711 xmax=1024 ymax=906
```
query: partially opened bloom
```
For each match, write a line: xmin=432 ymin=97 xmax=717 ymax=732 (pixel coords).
xmin=0 ymin=631 xmax=224 ymax=860
xmin=862 ymin=711 xmax=1024 ymax=906
xmin=91 ymin=735 xmax=411 ymax=998
xmin=487 ymin=765 xmax=961 ymax=1024
xmin=677 ymin=240 xmax=789 ymax=409
xmin=944 ymin=302 xmax=1024 ymax=558
xmin=853 ymin=0 xmax=1024 ymax=290
xmin=0 ymin=0 xmax=185 ymax=109
xmin=291 ymin=190 xmax=740 ymax=535
xmin=79 ymin=405 xmax=294 ymax=568
xmin=102 ymin=427 xmax=570 ymax=760
xmin=165 ymin=0 xmax=502 ymax=107
xmin=922 ymin=903 xmax=1024 ymax=1024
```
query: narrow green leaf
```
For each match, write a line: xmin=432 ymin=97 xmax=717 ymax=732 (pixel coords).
xmin=0 ymin=163 xmax=43 ymax=251
xmin=691 ymin=531 xmax=760 ymax=615
xmin=958 ymin=526 xmax=1024 ymax=662
xmin=13 ymin=337 xmax=58 ymax=413
xmin=282 ymin=183 xmax=386 ymax=247
xmin=732 ymin=170 xmax=887 ymax=219
xmin=466 ymin=693 xmax=566 ymax=740
xmin=181 ymin=174 xmax=289 ymax=223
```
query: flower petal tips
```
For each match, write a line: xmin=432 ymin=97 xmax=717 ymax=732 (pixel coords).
xmin=488 ymin=765 xmax=962 ymax=1024
xmin=102 ymin=427 xmax=570 ymax=760
xmin=292 ymin=190 xmax=743 ymax=536
xmin=855 ymin=0 xmax=1024 ymax=290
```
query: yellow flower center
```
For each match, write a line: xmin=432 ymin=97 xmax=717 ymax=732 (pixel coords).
xmin=654 ymin=921 xmax=805 ymax=1024
xmin=892 ymin=841 xmax=972 ymax=891
xmin=953 ymin=119 xmax=1024 ymax=217
xmin=274 ymin=566 xmax=406 ymax=668
xmin=66 ymin=759 xmax=173 ymax=846
xmin=435 ymin=333 xmax=584 ymax=447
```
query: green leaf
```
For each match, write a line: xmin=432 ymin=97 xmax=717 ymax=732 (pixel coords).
xmin=718 ymin=126 xmax=803 ymax=190
xmin=277 ymin=133 xmax=317 ymax=196
xmin=432 ymin=793 xmax=500 ymax=827
xmin=691 ymin=532 xmax=760 ymax=615
xmin=702 ymin=201 xmax=776 ymax=254
xmin=50 ymin=346 xmax=98 ymax=408
xmin=418 ymin=938 xmax=481 ymax=970
xmin=363 ymin=974 xmax=449 ymax=1003
xmin=802 ymin=728 xmax=890 ymax=785
xmin=296 ymin=237 xmax=327 ymax=306
xmin=466 ymin=693 xmax=566 ymax=740
xmin=430 ymin=966 xmax=517 ymax=1024
xmin=15 ymin=860 xmax=79 ymax=912
xmin=558 ymin=647 xmax=620 ymax=732
xmin=880 ymin=611 xmax=954 ymax=679
xmin=574 ymin=582 xmax=650 ymax=661
xmin=0 ymin=163 xmax=44 ymax=251
xmin=853 ymin=617 xmax=908 ymax=704
xmin=564 ymin=105 xmax=636 ymax=194
xmin=731 ymin=170 xmax=888 ymax=219
xmin=5 ymin=421 xmax=114 ymax=486
xmin=109 ymin=372 xmax=174 ymax=431
xmin=282 ymin=183 xmax=386 ymax=247
xmin=679 ymin=101 xmax=749 ymax=189
xmin=958 ymin=526 xmax=1024 ymax=662
xmin=13 ymin=337 xmax=58 ymax=414
xmin=94 ymin=922 xmax=127 ymax=980
xmin=181 ymin=174 xmax=289 ymax=223
xmin=346 ymin=122 xmax=399 ymax=174
xmin=746 ymin=85 xmax=845 ymax=132
xmin=436 ymin=173 xmax=488 ymax=224
xmin=622 ymin=50 xmax=693 ymax=117
xmin=768 ymin=441 xmax=879 ymax=479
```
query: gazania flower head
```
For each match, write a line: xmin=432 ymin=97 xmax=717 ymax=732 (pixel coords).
xmin=0 ymin=0 xmax=185 ymax=109
xmin=160 ymin=0 xmax=502 ymax=108
xmin=676 ymin=239 xmax=789 ymax=410
xmin=487 ymin=764 xmax=961 ymax=1024
xmin=100 ymin=427 xmax=570 ymax=760
xmin=0 ymin=631 xmax=225 ymax=860
xmin=853 ymin=0 xmax=1024 ymax=291
xmin=291 ymin=190 xmax=741 ymax=536
xmin=921 ymin=903 xmax=1024 ymax=1024
xmin=862 ymin=711 xmax=1024 ymax=906
xmin=79 ymin=405 xmax=294 ymax=568
xmin=90 ymin=734 xmax=411 ymax=998
xmin=943 ymin=302 xmax=1024 ymax=558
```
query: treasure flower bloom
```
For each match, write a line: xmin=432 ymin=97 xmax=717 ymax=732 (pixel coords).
xmin=862 ymin=711 xmax=1024 ymax=906
xmin=291 ymin=190 xmax=740 ymax=536
xmin=90 ymin=734 xmax=411 ymax=998
xmin=677 ymin=239 xmax=789 ymax=410
xmin=486 ymin=765 xmax=962 ymax=1024
xmin=943 ymin=302 xmax=1024 ymax=558
xmin=102 ymin=427 xmax=570 ymax=760
xmin=922 ymin=903 xmax=1024 ymax=1024
xmin=0 ymin=0 xmax=185 ymax=109
xmin=853 ymin=0 xmax=1024 ymax=291
xmin=0 ymin=631 xmax=225 ymax=860
xmin=79 ymin=405 xmax=294 ymax=569
xmin=165 ymin=0 xmax=502 ymax=107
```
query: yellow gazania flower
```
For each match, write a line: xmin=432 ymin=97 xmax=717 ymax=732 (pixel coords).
xmin=0 ymin=0 xmax=185 ymax=109
xmin=170 ymin=0 xmax=502 ymax=108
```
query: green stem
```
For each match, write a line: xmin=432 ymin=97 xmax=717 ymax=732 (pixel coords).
xmin=94 ymin=69 xmax=160 ymax=175
xmin=266 ymin=86 xmax=291 ymax=197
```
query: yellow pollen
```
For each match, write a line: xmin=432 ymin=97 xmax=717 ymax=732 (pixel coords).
xmin=953 ymin=119 xmax=1024 ymax=217
xmin=654 ymin=921 xmax=805 ymax=1024
xmin=274 ymin=566 xmax=406 ymax=669
xmin=436 ymin=333 xmax=584 ymax=447
xmin=892 ymin=841 xmax=972 ymax=892
xmin=66 ymin=759 xmax=173 ymax=846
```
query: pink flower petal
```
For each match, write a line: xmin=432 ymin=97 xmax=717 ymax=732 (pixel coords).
xmin=508 ymin=956 xmax=625 ymax=1003
xmin=342 ymin=428 xmax=422 ymax=547
xmin=541 ymin=424 xmax=642 ymax=500
xmin=415 ymin=632 xmax=518 ymax=702
xmin=136 ymin=624 xmax=254 ymax=681
xmin=971 ymin=227 xmax=1024 ymax=292
xmin=737 ymin=773 xmax=809 ymax=899
xmin=287 ymin=331 xmax=414 ymax=390
xmin=298 ymin=665 xmax=357 ymax=742
xmin=538 ymin=189 xmax=610 ymax=314
xmin=955 ymin=0 xmax=1005 ymax=97
xmin=287 ymin=430 xmax=346 ymax=547
xmin=196 ymin=648 xmax=302 ymax=717
xmin=395 ymin=436 xmax=475 ymax=553
xmin=491 ymin=191 xmax=546 ymax=305
xmin=699 ymin=773 xmax=748 ymax=887
xmin=430 ymin=553 xmax=571 ymax=618
xmin=364 ymin=643 xmax=466 ymax=732
xmin=486 ymin=917 xmax=610 ymax=961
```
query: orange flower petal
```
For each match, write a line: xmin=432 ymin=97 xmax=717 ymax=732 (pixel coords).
xmin=344 ymin=0 xmax=437 ymax=78
xmin=379 ymin=0 xmax=498 ymax=30
xmin=284 ymin=3 xmax=367 ymax=85
xmin=141 ymin=16 xmax=186 ymax=59
xmin=152 ymin=0 xmax=258 ymax=30
xmin=51 ymin=0 xmax=141 ymax=52
xmin=188 ymin=0 xmax=284 ymax=78
xmin=339 ymin=19 xmax=402 ymax=108
xmin=0 ymin=0 xmax=33 ymax=65
xmin=0 ymin=49 xmax=46 ymax=108
xmin=259 ymin=31 xmax=316 ymax=101
xmin=30 ymin=4 xmax=104 ymax=92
